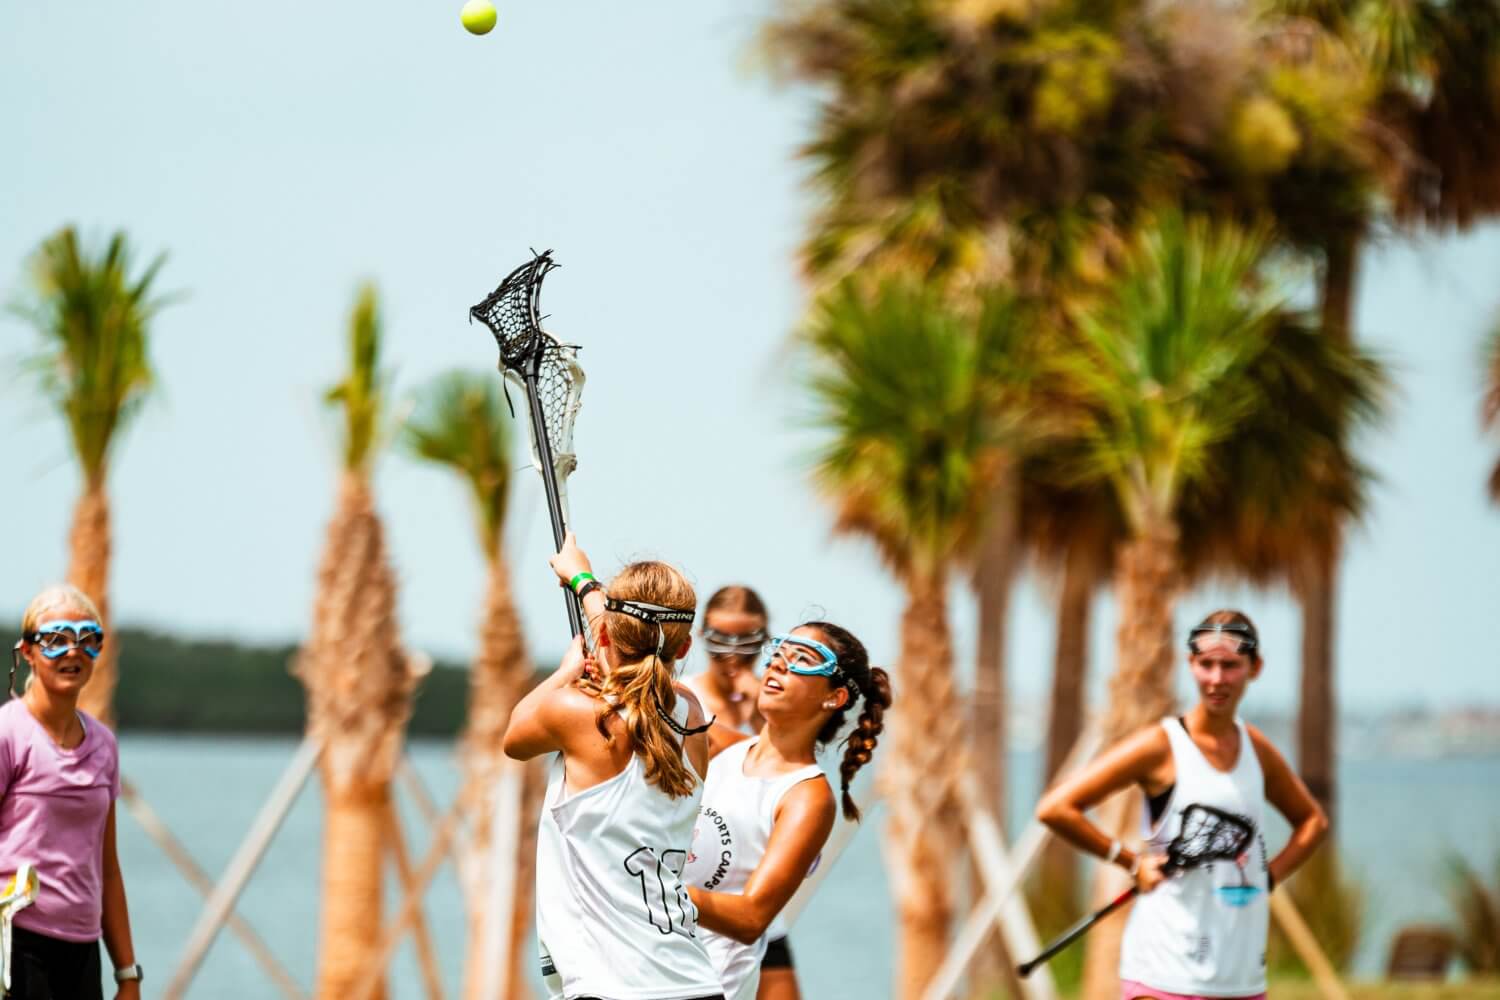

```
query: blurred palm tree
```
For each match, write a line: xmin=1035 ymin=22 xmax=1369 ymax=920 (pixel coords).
xmin=1053 ymin=214 xmax=1290 ymax=746
xmin=15 ymin=227 xmax=172 ymax=723
xmin=1484 ymin=324 xmax=1500 ymax=503
xmin=802 ymin=275 xmax=1028 ymax=996
xmin=296 ymin=284 xmax=421 ymax=1000
xmin=402 ymin=370 xmax=538 ymax=1000
xmin=1050 ymin=214 xmax=1298 ymax=999
xmin=1444 ymin=852 xmax=1500 ymax=973
xmin=1249 ymin=0 xmax=1500 ymax=818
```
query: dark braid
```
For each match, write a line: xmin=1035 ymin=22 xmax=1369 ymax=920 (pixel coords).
xmin=803 ymin=622 xmax=894 ymax=822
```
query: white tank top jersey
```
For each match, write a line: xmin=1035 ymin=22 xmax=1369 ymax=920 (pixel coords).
xmin=1120 ymin=717 xmax=1271 ymax=997
xmin=534 ymin=698 xmax=722 ymax=1000
xmin=682 ymin=737 xmax=827 ymax=1000
xmin=683 ymin=675 xmax=793 ymax=944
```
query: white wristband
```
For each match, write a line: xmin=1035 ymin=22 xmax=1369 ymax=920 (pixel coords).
xmin=1105 ymin=839 xmax=1122 ymax=865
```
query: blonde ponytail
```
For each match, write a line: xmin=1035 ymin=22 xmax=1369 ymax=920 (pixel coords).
xmin=576 ymin=561 xmax=700 ymax=799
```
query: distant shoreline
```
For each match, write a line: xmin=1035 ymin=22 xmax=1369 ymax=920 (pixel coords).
xmin=68 ymin=626 xmax=1500 ymax=752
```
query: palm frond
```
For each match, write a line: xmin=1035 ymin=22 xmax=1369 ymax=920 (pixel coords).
xmin=1444 ymin=852 xmax=1500 ymax=973
xmin=401 ymin=370 xmax=515 ymax=556
xmin=14 ymin=227 xmax=171 ymax=484
xmin=324 ymin=283 xmax=389 ymax=474
xmin=1179 ymin=312 xmax=1389 ymax=583
xmin=1052 ymin=213 xmax=1285 ymax=529
xmin=800 ymin=276 xmax=1033 ymax=577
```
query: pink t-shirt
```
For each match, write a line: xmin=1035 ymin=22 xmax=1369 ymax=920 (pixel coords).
xmin=0 ymin=698 xmax=119 ymax=942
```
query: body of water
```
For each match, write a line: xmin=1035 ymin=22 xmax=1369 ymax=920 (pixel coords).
xmin=115 ymin=737 xmax=1500 ymax=998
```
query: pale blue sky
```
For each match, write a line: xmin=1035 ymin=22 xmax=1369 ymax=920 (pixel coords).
xmin=3 ymin=0 xmax=1497 ymax=714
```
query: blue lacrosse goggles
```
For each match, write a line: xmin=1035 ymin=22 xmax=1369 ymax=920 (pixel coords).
xmin=765 ymin=633 xmax=842 ymax=678
xmin=29 ymin=620 xmax=105 ymax=659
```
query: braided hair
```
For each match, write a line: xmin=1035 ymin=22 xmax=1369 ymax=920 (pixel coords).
xmin=802 ymin=621 xmax=892 ymax=822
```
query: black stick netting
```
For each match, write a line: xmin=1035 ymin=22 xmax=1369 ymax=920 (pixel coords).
xmin=1165 ymin=804 xmax=1255 ymax=874
xmin=469 ymin=250 xmax=558 ymax=370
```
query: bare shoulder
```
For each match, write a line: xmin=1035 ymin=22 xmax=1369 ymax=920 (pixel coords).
xmin=551 ymin=681 xmax=605 ymax=728
xmin=673 ymin=683 xmax=709 ymax=729
xmin=777 ymin=772 xmax=836 ymax=824
xmin=1119 ymin=721 xmax=1172 ymax=764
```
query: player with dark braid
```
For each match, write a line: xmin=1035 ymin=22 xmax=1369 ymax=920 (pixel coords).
xmin=682 ymin=622 xmax=891 ymax=1000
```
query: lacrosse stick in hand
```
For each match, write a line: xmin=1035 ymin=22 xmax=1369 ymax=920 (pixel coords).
xmin=1018 ymin=803 xmax=1255 ymax=977
xmin=470 ymin=251 xmax=589 ymax=638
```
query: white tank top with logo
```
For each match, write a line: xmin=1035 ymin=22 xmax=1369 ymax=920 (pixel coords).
xmin=534 ymin=698 xmax=722 ymax=1000
xmin=1120 ymin=717 xmax=1270 ymax=997
xmin=682 ymin=737 xmax=826 ymax=1000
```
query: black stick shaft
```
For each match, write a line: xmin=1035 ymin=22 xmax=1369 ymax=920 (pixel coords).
xmin=522 ymin=367 xmax=583 ymax=638
xmin=1017 ymin=886 xmax=1138 ymax=978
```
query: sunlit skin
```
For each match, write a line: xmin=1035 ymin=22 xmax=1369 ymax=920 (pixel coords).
xmin=691 ymin=626 xmax=842 ymax=949
xmin=503 ymin=533 xmax=711 ymax=791
xmin=685 ymin=608 xmax=767 ymax=733
xmin=1036 ymin=625 xmax=1328 ymax=900
xmin=15 ymin=599 xmax=140 ymax=1000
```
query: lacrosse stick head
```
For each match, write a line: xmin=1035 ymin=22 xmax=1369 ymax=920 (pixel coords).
xmin=1164 ymin=803 xmax=1255 ymax=876
xmin=502 ymin=331 xmax=586 ymax=518
xmin=469 ymin=249 xmax=559 ymax=372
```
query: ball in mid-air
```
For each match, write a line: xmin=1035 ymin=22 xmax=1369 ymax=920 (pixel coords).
xmin=461 ymin=0 xmax=497 ymax=35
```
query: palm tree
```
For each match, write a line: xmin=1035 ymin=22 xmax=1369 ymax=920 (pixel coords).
xmin=15 ymin=227 xmax=171 ymax=724
xmin=802 ymin=275 xmax=1026 ymax=997
xmin=296 ymin=284 xmax=421 ymax=1000
xmin=1249 ymin=0 xmax=1500 ymax=820
xmin=1047 ymin=214 xmax=1287 ymax=1000
xmin=1054 ymin=213 xmax=1288 ymax=746
xmin=402 ymin=370 xmax=536 ymax=1000
xmin=1486 ymin=325 xmax=1500 ymax=503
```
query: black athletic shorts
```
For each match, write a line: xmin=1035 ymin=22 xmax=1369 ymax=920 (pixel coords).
xmin=9 ymin=926 xmax=103 ymax=1000
xmin=762 ymin=934 xmax=794 ymax=969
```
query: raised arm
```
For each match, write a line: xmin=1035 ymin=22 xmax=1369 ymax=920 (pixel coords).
xmin=689 ymin=778 xmax=835 ymax=944
xmin=1249 ymin=725 xmax=1329 ymax=888
xmin=1036 ymin=725 xmax=1172 ymax=886
xmin=503 ymin=636 xmax=590 ymax=760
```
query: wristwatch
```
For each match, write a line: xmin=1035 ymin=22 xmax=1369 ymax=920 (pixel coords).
xmin=114 ymin=964 xmax=143 ymax=983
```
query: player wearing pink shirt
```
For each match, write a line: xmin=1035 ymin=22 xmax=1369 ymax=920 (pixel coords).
xmin=7 ymin=585 xmax=140 ymax=999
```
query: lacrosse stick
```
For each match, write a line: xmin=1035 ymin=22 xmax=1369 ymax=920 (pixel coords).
xmin=470 ymin=251 xmax=588 ymax=638
xmin=0 ymin=864 xmax=39 ymax=994
xmin=1017 ymin=803 xmax=1254 ymax=977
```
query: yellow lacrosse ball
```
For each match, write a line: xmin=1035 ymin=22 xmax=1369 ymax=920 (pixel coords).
xmin=461 ymin=0 xmax=497 ymax=35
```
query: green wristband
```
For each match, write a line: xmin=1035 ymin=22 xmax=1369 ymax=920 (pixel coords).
xmin=569 ymin=572 xmax=596 ymax=594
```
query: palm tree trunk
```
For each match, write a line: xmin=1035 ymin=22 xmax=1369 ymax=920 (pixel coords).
xmin=1100 ymin=521 xmax=1179 ymax=746
xmin=298 ymin=472 xmax=419 ymax=1000
xmin=460 ymin=553 xmax=534 ymax=1000
xmin=506 ymin=758 xmax=547 ymax=1000
xmin=1039 ymin=539 xmax=1096 ymax=905
xmin=1082 ymin=517 xmax=1180 ymax=1000
xmin=1295 ymin=232 xmax=1359 ymax=825
xmin=320 ymin=782 xmax=391 ymax=999
xmin=971 ymin=467 xmax=1019 ymax=833
xmin=1294 ymin=546 xmax=1339 ymax=823
xmin=68 ymin=481 xmax=117 ymax=724
xmin=884 ymin=569 xmax=964 ymax=999
xmin=969 ymin=472 xmax=1020 ymax=986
